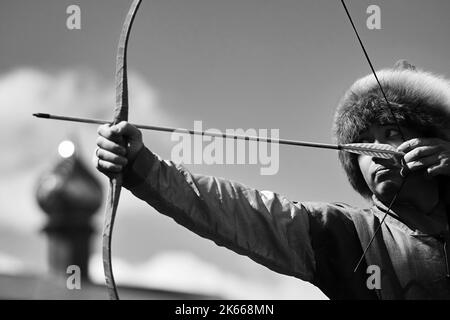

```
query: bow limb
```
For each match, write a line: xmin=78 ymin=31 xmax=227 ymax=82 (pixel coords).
xmin=103 ymin=0 xmax=142 ymax=300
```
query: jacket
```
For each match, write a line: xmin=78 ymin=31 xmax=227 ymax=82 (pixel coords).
xmin=122 ymin=147 xmax=450 ymax=299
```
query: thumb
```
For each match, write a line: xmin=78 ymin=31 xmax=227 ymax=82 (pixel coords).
xmin=112 ymin=121 xmax=144 ymax=162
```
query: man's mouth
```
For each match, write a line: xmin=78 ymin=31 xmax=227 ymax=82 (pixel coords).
xmin=373 ymin=166 xmax=397 ymax=178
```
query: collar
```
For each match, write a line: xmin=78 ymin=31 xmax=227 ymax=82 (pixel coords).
xmin=371 ymin=195 xmax=417 ymax=235
xmin=371 ymin=195 xmax=448 ymax=238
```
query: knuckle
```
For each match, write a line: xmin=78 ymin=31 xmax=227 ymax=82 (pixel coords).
xmin=96 ymin=148 xmax=103 ymax=159
xmin=111 ymin=153 xmax=121 ymax=163
xmin=106 ymin=151 xmax=126 ymax=166
xmin=104 ymin=162 xmax=115 ymax=171
xmin=119 ymin=155 xmax=128 ymax=165
xmin=96 ymin=136 xmax=102 ymax=146
xmin=113 ymin=144 xmax=125 ymax=155
xmin=414 ymin=147 xmax=425 ymax=156
xmin=404 ymin=152 xmax=415 ymax=162
xmin=97 ymin=124 xmax=105 ymax=133
xmin=112 ymin=123 xmax=123 ymax=133
xmin=111 ymin=164 xmax=123 ymax=172
xmin=98 ymin=124 xmax=110 ymax=135
xmin=409 ymin=161 xmax=419 ymax=167
xmin=408 ymin=161 xmax=422 ymax=169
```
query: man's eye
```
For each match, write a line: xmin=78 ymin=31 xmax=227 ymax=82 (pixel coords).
xmin=386 ymin=129 xmax=400 ymax=138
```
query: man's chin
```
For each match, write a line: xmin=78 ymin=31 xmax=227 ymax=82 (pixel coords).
xmin=374 ymin=179 xmax=402 ymax=201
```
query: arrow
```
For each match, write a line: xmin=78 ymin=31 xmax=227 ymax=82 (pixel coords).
xmin=33 ymin=112 xmax=404 ymax=159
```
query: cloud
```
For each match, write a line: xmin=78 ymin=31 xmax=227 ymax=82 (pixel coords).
xmin=0 ymin=67 xmax=168 ymax=231
xmin=89 ymin=251 xmax=327 ymax=300
xmin=0 ymin=252 xmax=26 ymax=275
xmin=0 ymin=67 xmax=165 ymax=173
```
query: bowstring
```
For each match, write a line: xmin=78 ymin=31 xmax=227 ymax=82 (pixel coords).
xmin=340 ymin=0 xmax=410 ymax=273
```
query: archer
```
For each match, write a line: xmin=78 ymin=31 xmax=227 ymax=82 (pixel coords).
xmin=95 ymin=61 xmax=450 ymax=299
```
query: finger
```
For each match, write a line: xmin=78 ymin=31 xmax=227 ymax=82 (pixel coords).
xmin=427 ymin=160 xmax=450 ymax=177
xmin=96 ymin=148 xmax=128 ymax=166
xmin=111 ymin=121 xmax=142 ymax=141
xmin=97 ymin=159 xmax=124 ymax=173
xmin=97 ymin=123 xmax=125 ymax=144
xmin=97 ymin=123 xmax=114 ymax=138
xmin=397 ymin=138 xmax=442 ymax=153
xmin=93 ymin=153 xmax=123 ymax=176
xmin=93 ymin=154 xmax=107 ymax=174
xmin=406 ymin=155 xmax=440 ymax=171
xmin=96 ymin=136 xmax=127 ymax=156
xmin=403 ymin=145 xmax=441 ymax=163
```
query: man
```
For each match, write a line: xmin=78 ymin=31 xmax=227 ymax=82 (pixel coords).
xmin=95 ymin=61 xmax=450 ymax=299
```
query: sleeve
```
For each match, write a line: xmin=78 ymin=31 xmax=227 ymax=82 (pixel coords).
xmin=122 ymin=147 xmax=316 ymax=282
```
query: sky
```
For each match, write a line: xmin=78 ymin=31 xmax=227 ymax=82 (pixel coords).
xmin=0 ymin=0 xmax=449 ymax=299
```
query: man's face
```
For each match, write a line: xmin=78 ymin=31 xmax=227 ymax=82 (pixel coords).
xmin=357 ymin=124 xmax=419 ymax=201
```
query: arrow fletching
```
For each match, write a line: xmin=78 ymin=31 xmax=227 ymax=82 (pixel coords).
xmin=341 ymin=143 xmax=405 ymax=159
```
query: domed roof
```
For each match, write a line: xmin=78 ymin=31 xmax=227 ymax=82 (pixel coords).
xmin=36 ymin=142 xmax=103 ymax=220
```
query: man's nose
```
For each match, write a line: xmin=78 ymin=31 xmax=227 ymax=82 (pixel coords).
xmin=372 ymin=152 xmax=402 ymax=168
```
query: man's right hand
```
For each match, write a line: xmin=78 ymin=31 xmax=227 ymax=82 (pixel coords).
xmin=94 ymin=121 xmax=144 ymax=177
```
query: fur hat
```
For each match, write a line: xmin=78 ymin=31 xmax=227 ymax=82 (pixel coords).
xmin=333 ymin=60 xmax=450 ymax=198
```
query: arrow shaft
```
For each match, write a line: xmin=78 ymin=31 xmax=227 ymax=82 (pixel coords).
xmin=33 ymin=113 xmax=340 ymax=151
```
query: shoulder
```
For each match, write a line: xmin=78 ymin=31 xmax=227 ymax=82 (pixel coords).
xmin=300 ymin=201 xmax=372 ymax=237
xmin=302 ymin=201 xmax=367 ymax=223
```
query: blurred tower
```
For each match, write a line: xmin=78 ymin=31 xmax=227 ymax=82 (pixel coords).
xmin=35 ymin=140 xmax=103 ymax=280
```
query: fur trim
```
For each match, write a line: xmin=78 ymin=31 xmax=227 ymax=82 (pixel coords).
xmin=333 ymin=61 xmax=450 ymax=198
